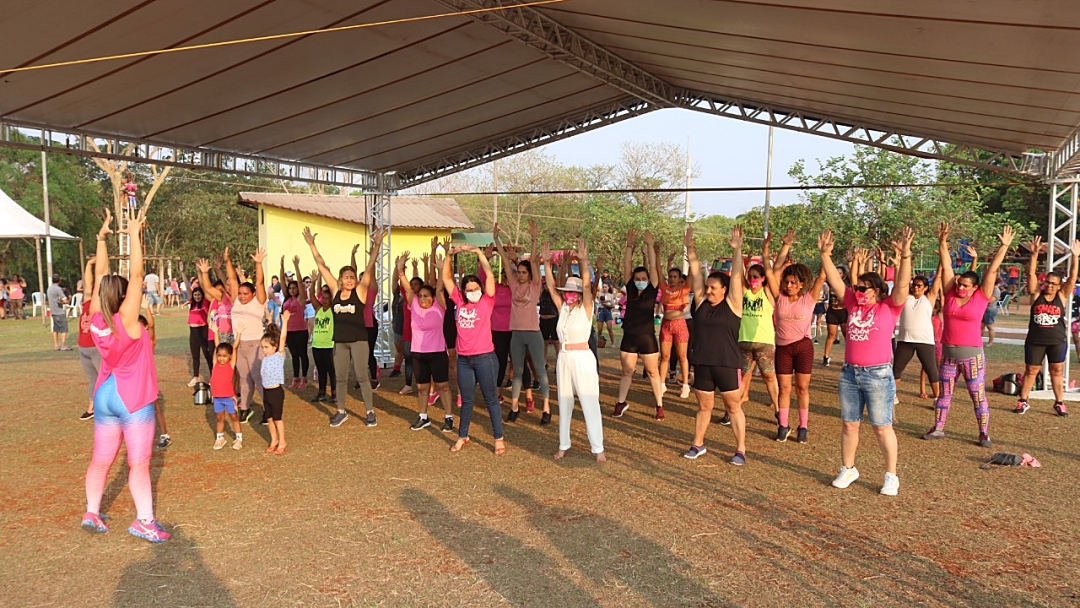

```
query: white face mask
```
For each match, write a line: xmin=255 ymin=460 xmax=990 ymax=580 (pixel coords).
xmin=465 ymin=290 xmax=482 ymax=303
xmin=634 ymin=281 xmax=649 ymax=291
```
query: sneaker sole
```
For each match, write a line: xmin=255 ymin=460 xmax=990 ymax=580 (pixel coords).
xmin=81 ymin=521 xmax=108 ymax=534
xmin=366 ymin=420 xmax=378 ymax=427
xmin=128 ymin=528 xmax=169 ymax=543
xmin=683 ymin=449 xmax=706 ymax=460
xmin=880 ymin=488 xmax=898 ymax=496
xmin=329 ymin=415 xmax=349 ymax=427
xmin=410 ymin=422 xmax=431 ymax=431
xmin=776 ymin=429 xmax=790 ymax=443
xmin=832 ymin=476 xmax=859 ymax=489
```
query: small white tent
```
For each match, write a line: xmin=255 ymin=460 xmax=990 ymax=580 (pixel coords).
xmin=0 ymin=187 xmax=79 ymax=323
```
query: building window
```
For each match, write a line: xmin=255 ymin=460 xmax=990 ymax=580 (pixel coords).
xmin=260 ymin=208 xmax=264 ymax=224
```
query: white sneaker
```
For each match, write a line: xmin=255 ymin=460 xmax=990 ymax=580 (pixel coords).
xmin=880 ymin=472 xmax=900 ymax=496
xmin=232 ymin=437 xmax=243 ymax=451
xmin=213 ymin=436 xmax=226 ymax=450
xmin=399 ymin=385 xmax=415 ymax=396
xmin=187 ymin=377 xmax=200 ymax=387
xmin=894 ymin=396 xmax=899 ymax=406
xmin=680 ymin=383 xmax=691 ymax=399
xmin=831 ymin=466 xmax=860 ymax=489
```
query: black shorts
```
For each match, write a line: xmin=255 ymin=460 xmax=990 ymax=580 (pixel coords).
xmin=1025 ymin=342 xmax=1068 ymax=366
xmin=443 ymin=322 xmax=458 ymax=352
xmin=413 ymin=350 xmax=450 ymax=384
xmin=540 ymin=317 xmax=558 ymax=341
xmin=775 ymin=337 xmax=814 ymax=375
xmin=813 ymin=302 xmax=827 ymax=316
xmin=825 ymin=309 xmax=848 ymax=326
xmin=692 ymin=364 xmax=741 ymax=393
xmin=263 ymin=385 xmax=285 ymax=421
xmin=620 ymin=329 xmax=659 ymax=355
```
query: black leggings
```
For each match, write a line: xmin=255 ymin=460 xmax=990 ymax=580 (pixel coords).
xmin=368 ymin=323 xmax=379 ymax=379
xmin=493 ymin=330 xmax=512 ymax=385
xmin=312 ymin=347 xmax=336 ymax=395
xmin=286 ymin=329 xmax=310 ymax=378
xmin=189 ymin=325 xmax=213 ymax=378
xmin=893 ymin=341 xmax=939 ymax=383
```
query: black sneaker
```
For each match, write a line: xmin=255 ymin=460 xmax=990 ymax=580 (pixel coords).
xmin=442 ymin=417 xmax=454 ymax=433
xmin=328 ymin=395 xmax=337 ymax=405
xmin=507 ymin=409 xmax=520 ymax=422
xmin=718 ymin=412 xmax=731 ymax=426
xmin=389 ymin=370 xmax=402 ymax=378
xmin=410 ymin=416 xmax=431 ymax=431
xmin=310 ymin=393 xmax=326 ymax=403
xmin=239 ymin=409 xmax=254 ymax=424
xmin=822 ymin=356 xmax=831 ymax=367
xmin=79 ymin=411 xmax=94 ymax=421
xmin=775 ymin=425 xmax=791 ymax=442
xmin=504 ymin=378 xmax=513 ymax=388
xmin=796 ymin=427 xmax=808 ymax=443
xmin=365 ymin=411 xmax=378 ymax=427
xmin=531 ymin=379 xmax=540 ymax=391
xmin=540 ymin=411 xmax=552 ymax=425
xmin=329 ymin=411 xmax=348 ymax=427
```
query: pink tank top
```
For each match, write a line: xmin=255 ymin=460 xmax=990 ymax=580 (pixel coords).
xmin=774 ymin=292 xmax=816 ymax=346
xmin=91 ymin=312 xmax=159 ymax=413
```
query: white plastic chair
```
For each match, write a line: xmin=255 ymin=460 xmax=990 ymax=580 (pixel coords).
xmin=30 ymin=292 xmax=45 ymax=317
xmin=996 ymin=293 xmax=1011 ymax=316
xmin=65 ymin=292 xmax=83 ymax=318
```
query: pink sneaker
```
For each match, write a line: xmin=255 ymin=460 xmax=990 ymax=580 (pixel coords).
xmin=128 ymin=519 xmax=171 ymax=543
xmin=298 ymin=378 xmax=308 ymax=389
xmin=456 ymin=395 xmax=462 ymax=408
xmin=428 ymin=391 xmax=439 ymax=406
xmin=288 ymin=379 xmax=300 ymax=389
xmin=81 ymin=512 xmax=109 ymax=534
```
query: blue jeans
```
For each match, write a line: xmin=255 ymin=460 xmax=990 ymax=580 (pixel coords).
xmin=838 ymin=363 xmax=895 ymax=426
xmin=457 ymin=351 xmax=503 ymax=440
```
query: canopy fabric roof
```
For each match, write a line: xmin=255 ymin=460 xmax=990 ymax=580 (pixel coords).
xmin=238 ymin=192 xmax=474 ymax=230
xmin=0 ymin=188 xmax=77 ymax=240
xmin=2 ymin=1 xmax=1080 ymax=183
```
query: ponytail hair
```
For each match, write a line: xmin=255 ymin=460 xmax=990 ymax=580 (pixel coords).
xmin=262 ymin=322 xmax=282 ymax=350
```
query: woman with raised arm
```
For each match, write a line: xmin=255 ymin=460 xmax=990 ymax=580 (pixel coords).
xmin=82 ymin=208 xmax=170 ymax=543
xmin=442 ymin=244 xmax=504 ymax=454
xmin=280 ymin=256 xmax=310 ymax=389
xmin=681 ymin=225 xmax=747 ymax=464
xmin=216 ymin=246 xmax=269 ymax=424
xmin=822 ymin=227 xmax=912 ymax=496
xmin=893 ymin=242 xmax=943 ymax=403
xmin=738 ymin=233 xmax=780 ymax=417
xmin=542 ymin=239 xmax=606 ymax=462
xmin=768 ymin=229 xmax=826 ymax=444
xmin=304 ymin=226 xmax=385 ymax=427
xmin=657 ymin=240 xmax=693 ymax=400
xmin=309 ymin=270 xmax=337 ymax=404
xmin=397 ymin=250 xmax=456 ymax=434
xmin=76 ymin=258 xmax=100 ymax=421
xmin=924 ymin=222 xmax=1013 ymax=447
xmin=494 ymin=220 xmax=552 ymax=424
xmin=613 ymin=229 xmax=667 ymax=420
xmin=1016 ymin=236 xmax=1080 ymax=416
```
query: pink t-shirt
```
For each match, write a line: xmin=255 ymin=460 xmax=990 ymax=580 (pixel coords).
xmin=492 ymin=284 xmax=512 ymax=332
xmin=941 ymin=289 xmax=990 ymax=347
xmin=509 ymin=280 xmax=541 ymax=331
xmin=450 ymin=289 xmax=495 ymax=356
xmin=843 ymin=290 xmax=903 ymax=367
xmin=210 ymin=294 xmax=233 ymax=337
xmin=363 ymin=286 xmax=378 ymax=328
xmin=8 ymin=283 xmax=23 ymax=299
xmin=187 ymin=299 xmax=210 ymax=326
xmin=409 ymin=297 xmax=447 ymax=353
xmin=281 ymin=297 xmax=307 ymax=332
xmin=774 ymin=293 xmax=816 ymax=346
xmin=90 ymin=312 xmax=159 ymax=413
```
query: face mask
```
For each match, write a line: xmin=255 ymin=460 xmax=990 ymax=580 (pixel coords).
xmin=465 ymin=290 xmax=482 ymax=303
xmin=749 ymin=278 xmax=763 ymax=289
xmin=854 ymin=292 xmax=871 ymax=306
xmin=634 ymin=281 xmax=649 ymax=291
xmin=563 ymin=292 xmax=581 ymax=306
xmin=956 ymin=286 xmax=971 ymax=298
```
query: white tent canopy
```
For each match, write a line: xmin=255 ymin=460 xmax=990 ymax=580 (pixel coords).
xmin=0 ymin=187 xmax=77 ymax=240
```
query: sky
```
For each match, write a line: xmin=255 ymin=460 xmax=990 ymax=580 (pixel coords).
xmin=536 ymin=107 xmax=857 ymax=219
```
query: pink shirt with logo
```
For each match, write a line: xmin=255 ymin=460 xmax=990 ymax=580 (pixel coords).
xmin=774 ymin=292 xmax=816 ymax=346
xmin=282 ymin=297 xmax=307 ymax=332
xmin=409 ymin=297 xmax=447 ymax=353
xmin=450 ymin=289 xmax=495 ymax=356
xmin=90 ymin=312 xmax=159 ymax=413
xmin=509 ymin=280 xmax=541 ymax=331
xmin=843 ymin=290 xmax=903 ymax=367
xmin=187 ymin=299 xmax=210 ymax=326
xmin=492 ymin=284 xmax=512 ymax=332
xmin=941 ymin=289 xmax=990 ymax=347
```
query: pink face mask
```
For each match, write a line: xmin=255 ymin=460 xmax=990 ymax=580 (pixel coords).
xmin=563 ymin=292 xmax=581 ymax=306
xmin=854 ymin=292 xmax=871 ymax=306
xmin=956 ymin=285 xmax=971 ymax=298
xmin=748 ymin=278 xmax=763 ymax=289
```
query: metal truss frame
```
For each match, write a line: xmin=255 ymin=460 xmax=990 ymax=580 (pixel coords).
xmin=1049 ymin=127 xmax=1080 ymax=179
xmin=0 ymin=120 xmax=381 ymax=190
xmin=1033 ymin=180 xmax=1080 ymax=400
xmin=367 ymin=172 xmax=397 ymax=367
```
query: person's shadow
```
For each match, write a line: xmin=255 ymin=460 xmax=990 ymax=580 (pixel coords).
xmin=112 ymin=527 xmax=237 ymax=608
xmin=493 ymin=485 xmax=734 ymax=608
xmin=400 ymin=488 xmax=597 ymax=607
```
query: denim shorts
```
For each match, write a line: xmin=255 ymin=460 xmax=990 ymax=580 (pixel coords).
xmin=213 ymin=396 xmax=236 ymax=414
xmin=838 ymin=363 xmax=895 ymax=426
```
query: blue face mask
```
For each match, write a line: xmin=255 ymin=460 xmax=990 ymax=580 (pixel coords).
xmin=634 ymin=281 xmax=648 ymax=291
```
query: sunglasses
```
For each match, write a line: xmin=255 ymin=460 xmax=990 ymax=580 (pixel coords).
xmin=853 ymin=285 xmax=873 ymax=293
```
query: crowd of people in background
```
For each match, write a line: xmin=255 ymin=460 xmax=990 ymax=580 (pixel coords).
xmin=44 ymin=204 xmax=1079 ymax=544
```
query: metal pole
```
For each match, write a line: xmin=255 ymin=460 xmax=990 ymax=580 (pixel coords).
xmin=78 ymin=238 xmax=84 ymax=267
xmin=682 ymin=139 xmax=691 ymax=274
xmin=42 ymin=150 xmax=53 ymax=283
xmin=35 ymin=237 xmax=45 ymax=325
xmin=763 ymin=126 xmax=774 ymax=236
xmin=492 ymin=159 xmax=499 ymax=225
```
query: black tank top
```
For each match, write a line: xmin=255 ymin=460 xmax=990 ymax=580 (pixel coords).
xmin=623 ymin=283 xmax=658 ymax=334
xmin=690 ymin=298 xmax=742 ymax=368
xmin=332 ymin=289 xmax=366 ymax=343
xmin=1028 ymin=292 xmax=1067 ymax=345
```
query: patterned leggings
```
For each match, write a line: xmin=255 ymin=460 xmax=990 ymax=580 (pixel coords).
xmin=85 ymin=375 xmax=157 ymax=521
xmin=933 ymin=351 xmax=989 ymax=435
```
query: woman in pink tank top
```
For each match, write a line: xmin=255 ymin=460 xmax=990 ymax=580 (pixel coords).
xmin=81 ymin=208 xmax=170 ymax=543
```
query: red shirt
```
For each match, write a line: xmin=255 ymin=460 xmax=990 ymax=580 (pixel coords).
xmin=78 ymin=301 xmax=94 ymax=348
xmin=210 ymin=361 xmax=235 ymax=398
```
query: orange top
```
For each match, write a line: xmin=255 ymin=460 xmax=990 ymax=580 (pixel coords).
xmin=660 ymin=282 xmax=690 ymax=311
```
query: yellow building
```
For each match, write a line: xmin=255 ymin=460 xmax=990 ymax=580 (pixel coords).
xmin=237 ymin=192 xmax=474 ymax=289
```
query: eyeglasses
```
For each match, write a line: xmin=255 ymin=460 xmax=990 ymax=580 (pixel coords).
xmin=853 ymin=285 xmax=873 ymax=293
xmin=1046 ymin=281 xmax=1062 ymax=286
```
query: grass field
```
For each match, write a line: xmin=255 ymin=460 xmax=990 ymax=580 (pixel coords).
xmin=1 ymin=310 xmax=1078 ymax=607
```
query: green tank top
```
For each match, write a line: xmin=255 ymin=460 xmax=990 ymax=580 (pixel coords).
xmin=312 ymin=307 xmax=334 ymax=349
xmin=738 ymin=288 xmax=775 ymax=344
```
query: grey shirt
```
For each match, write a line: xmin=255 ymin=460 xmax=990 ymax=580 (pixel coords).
xmin=47 ymin=284 xmax=67 ymax=315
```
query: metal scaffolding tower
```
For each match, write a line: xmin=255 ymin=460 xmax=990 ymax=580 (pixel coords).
xmin=367 ymin=172 xmax=397 ymax=368
xmin=1032 ymin=180 xmax=1080 ymax=400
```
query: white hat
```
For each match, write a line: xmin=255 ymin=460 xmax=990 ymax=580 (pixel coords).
xmin=558 ymin=277 xmax=584 ymax=292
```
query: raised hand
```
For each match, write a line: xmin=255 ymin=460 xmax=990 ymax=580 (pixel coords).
xmin=250 ymin=248 xmax=267 ymax=264
xmin=577 ymin=238 xmax=589 ymax=261
xmin=782 ymin=228 xmax=796 ymax=246
xmin=292 ymin=255 xmax=301 ymax=267
xmin=541 ymin=242 xmax=552 ymax=265
xmin=351 ymin=243 xmax=360 ymax=258
xmin=817 ymin=230 xmax=834 ymax=256
xmin=483 ymin=244 xmax=496 ymax=259
xmin=528 ymin=219 xmax=538 ymax=241
xmin=899 ymin=226 xmax=915 ymax=254
xmin=644 ymin=229 xmax=655 ymax=247
xmin=999 ymin=224 xmax=1016 ymax=247
xmin=1030 ymin=235 xmax=1045 ymax=254
xmin=127 ymin=208 xmax=145 ymax=234
xmin=223 ymin=247 xmax=231 ymax=262
xmin=763 ymin=231 xmax=774 ymax=247
xmin=196 ymin=258 xmax=211 ymax=273
xmin=626 ymin=227 xmax=637 ymax=245
xmin=441 ymin=235 xmax=452 ymax=252
xmin=372 ymin=228 xmax=387 ymax=247
xmin=962 ymin=243 xmax=977 ymax=259
xmin=684 ymin=226 xmax=695 ymax=249
xmin=302 ymin=227 xmax=317 ymax=246
xmin=937 ymin=221 xmax=950 ymax=243
xmin=729 ymin=225 xmax=744 ymax=250
xmin=281 ymin=309 xmax=292 ymax=324
xmin=492 ymin=222 xmax=500 ymax=239
xmin=97 ymin=208 xmax=114 ymax=237
xmin=1071 ymin=240 xmax=1080 ymax=258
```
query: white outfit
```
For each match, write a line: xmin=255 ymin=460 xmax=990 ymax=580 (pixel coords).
xmin=896 ymin=295 xmax=934 ymax=344
xmin=555 ymin=302 xmax=604 ymax=454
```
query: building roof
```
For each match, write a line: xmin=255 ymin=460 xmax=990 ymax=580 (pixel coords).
xmin=237 ymin=192 xmax=473 ymax=230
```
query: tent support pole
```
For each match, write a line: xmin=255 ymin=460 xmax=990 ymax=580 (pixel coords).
xmin=35 ymin=237 xmax=45 ymax=326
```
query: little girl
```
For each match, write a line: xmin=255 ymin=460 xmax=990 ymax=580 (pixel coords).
xmin=211 ymin=319 xmax=243 ymax=450
xmin=262 ymin=311 xmax=290 ymax=454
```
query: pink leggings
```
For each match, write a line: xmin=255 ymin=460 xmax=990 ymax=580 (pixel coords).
xmin=85 ymin=375 xmax=157 ymax=521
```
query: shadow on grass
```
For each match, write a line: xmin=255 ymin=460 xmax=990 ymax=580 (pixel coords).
xmin=112 ymin=527 xmax=237 ymax=608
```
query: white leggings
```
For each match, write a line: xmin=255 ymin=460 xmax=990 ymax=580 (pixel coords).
xmin=557 ymin=350 xmax=604 ymax=453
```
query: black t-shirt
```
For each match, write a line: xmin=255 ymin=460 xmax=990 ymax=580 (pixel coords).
xmin=392 ymin=290 xmax=405 ymax=335
xmin=623 ymin=283 xmax=658 ymax=333
xmin=332 ymin=289 xmax=367 ymax=343
xmin=539 ymin=289 xmax=558 ymax=317
xmin=690 ymin=298 xmax=742 ymax=368
xmin=1028 ymin=292 xmax=1067 ymax=345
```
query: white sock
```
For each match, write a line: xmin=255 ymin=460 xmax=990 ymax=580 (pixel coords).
xmin=216 ymin=433 xmax=224 ymax=439
xmin=236 ymin=433 xmax=242 ymax=440
xmin=419 ymin=413 xmax=428 ymax=420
